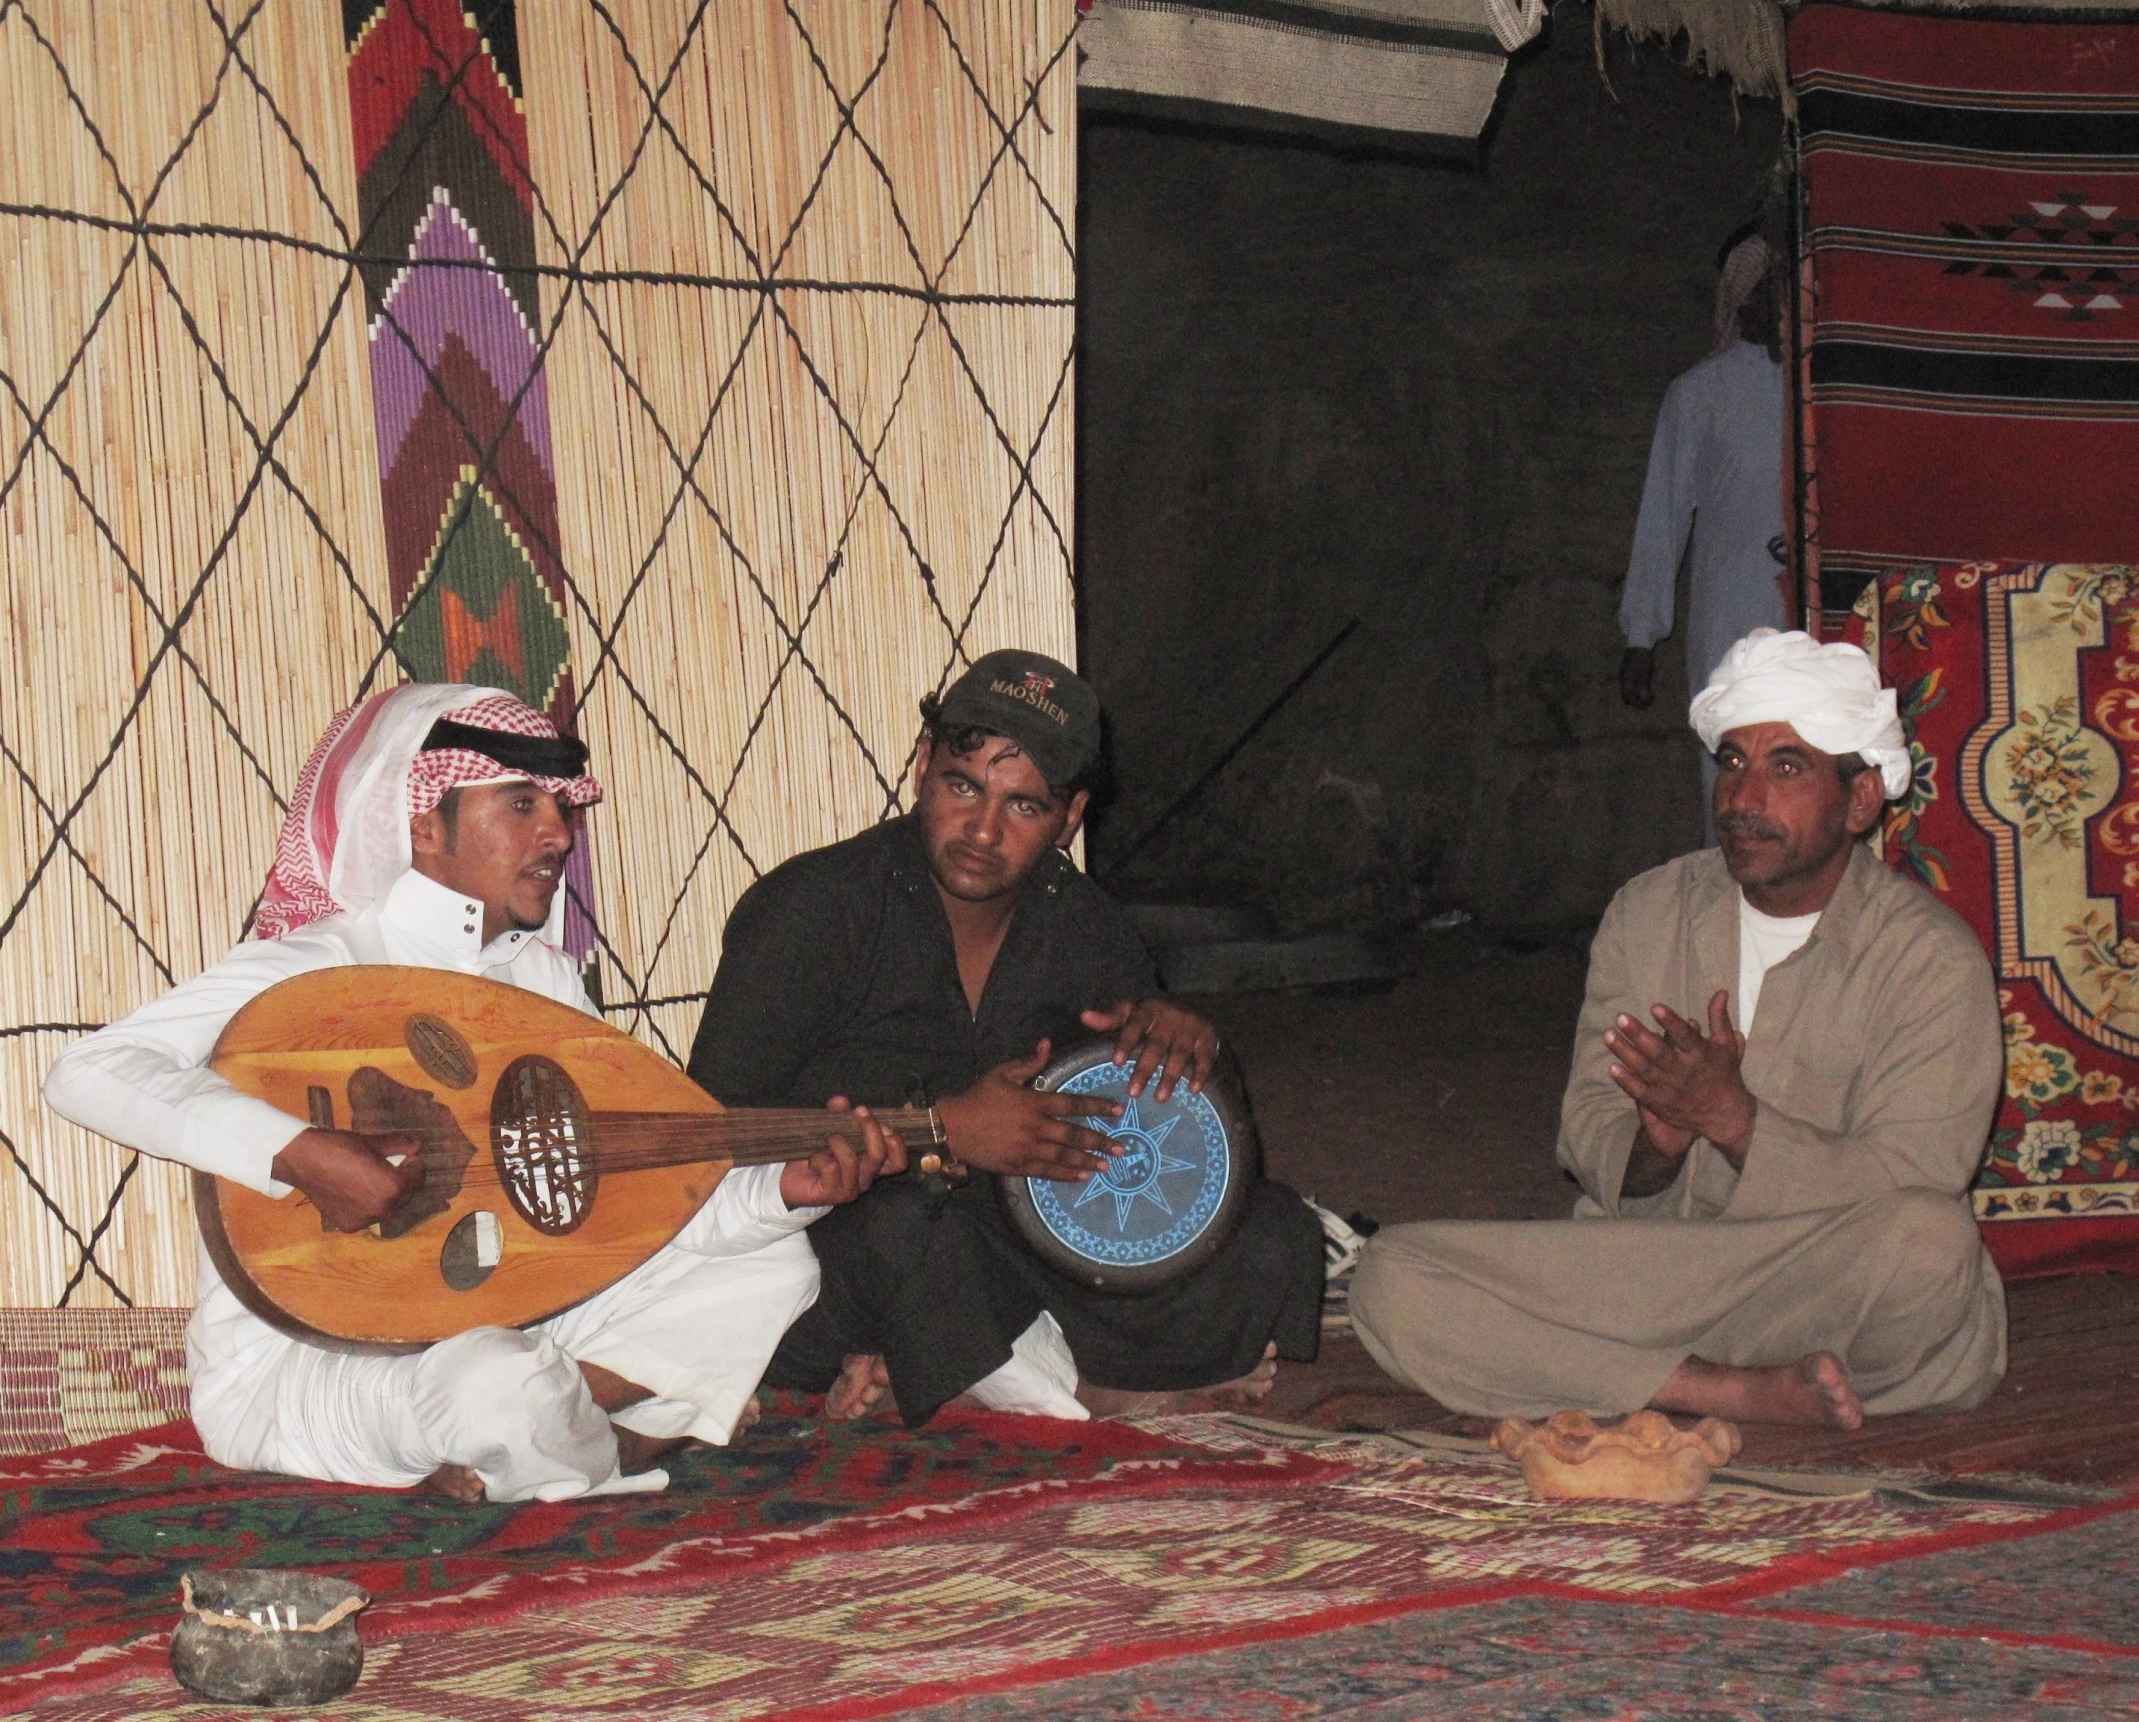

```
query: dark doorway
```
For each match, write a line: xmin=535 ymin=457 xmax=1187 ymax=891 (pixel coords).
xmin=1076 ymin=8 xmax=1784 ymax=944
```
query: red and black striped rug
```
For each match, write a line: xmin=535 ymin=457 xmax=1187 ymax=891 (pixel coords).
xmin=1797 ymin=3 xmax=2139 ymax=578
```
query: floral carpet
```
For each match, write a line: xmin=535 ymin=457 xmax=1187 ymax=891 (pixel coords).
xmin=12 ymin=1416 xmax=2124 ymax=1721
xmin=1859 ymin=560 xmax=2139 ymax=1278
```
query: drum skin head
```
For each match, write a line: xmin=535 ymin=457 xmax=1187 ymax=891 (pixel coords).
xmin=999 ymin=1038 xmax=1257 ymax=1293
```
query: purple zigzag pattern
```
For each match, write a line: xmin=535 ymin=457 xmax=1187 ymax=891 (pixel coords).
xmin=369 ymin=193 xmax=554 ymax=478
xmin=348 ymin=2 xmax=597 ymax=962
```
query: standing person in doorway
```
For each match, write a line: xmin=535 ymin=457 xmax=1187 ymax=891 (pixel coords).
xmin=1619 ymin=226 xmax=1792 ymax=833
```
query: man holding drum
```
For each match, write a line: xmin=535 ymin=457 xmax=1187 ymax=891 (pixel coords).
xmin=687 ymin=651 xmax=1325 ymax=1425
xmin=1351 ymin=630 xmax=2008 ymax=1428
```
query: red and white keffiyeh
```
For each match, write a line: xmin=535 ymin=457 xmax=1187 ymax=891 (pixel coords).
xmin=254 ymin=685 xmax=601 ymax=941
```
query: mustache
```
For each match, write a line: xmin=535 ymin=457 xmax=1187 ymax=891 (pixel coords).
xmin=1717 ymin=813 xmax=1786 ymax=843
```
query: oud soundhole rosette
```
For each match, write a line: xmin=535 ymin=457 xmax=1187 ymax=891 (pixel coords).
xmin=490 ymin=1056 xmax=596 ymax=1236
xmin=403 ymin=1013 xmax=478 ymax=1089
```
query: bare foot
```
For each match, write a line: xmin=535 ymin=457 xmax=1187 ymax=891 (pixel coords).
xmin=613 ymin=1426 xmax=694 ymax=1473
xmin=1650 ymin=1351 xmax=1863 ymax=1429
xmin=422 ymin=1462 xmax=484 ymax=1503
xmin=735 ymin=1393 xmax=762 ymax=1433
xmin=826 ymin=1353 xmax=896 ymax=1421
xmin=1075 ymin=1342 xmax=1280 ymax=1419
xmin=579 ymin=1360 xmax=651 ymax=1415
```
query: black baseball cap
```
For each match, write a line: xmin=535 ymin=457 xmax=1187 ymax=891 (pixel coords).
xmin=932 ymin=649 xmax=1100 ymax=790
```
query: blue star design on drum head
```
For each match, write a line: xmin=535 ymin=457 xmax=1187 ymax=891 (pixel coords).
xmin=1072 ymin=1097 xmax=1196 ymax=1231
xmin=1026 ymin=1063 xmax=1234 ymax=1270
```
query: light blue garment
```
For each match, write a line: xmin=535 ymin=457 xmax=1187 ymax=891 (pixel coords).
xmin=1619 ymin=340 xmax=1790 ymax=698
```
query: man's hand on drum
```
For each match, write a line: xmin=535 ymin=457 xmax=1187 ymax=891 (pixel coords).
xmin=272 ymin=1128 xmax=425 ymax=1233
xmin=935 ymin=1040 xmax=1125 ymax=1182
xmin=1082 ymin=997 xmax=1219 ymax=1101
xmin=783 ymin=1100 xmax=908 ymax=1209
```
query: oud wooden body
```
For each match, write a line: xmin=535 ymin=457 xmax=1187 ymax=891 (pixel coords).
xmin=203 ymin=967 xmax=744 ymax=1347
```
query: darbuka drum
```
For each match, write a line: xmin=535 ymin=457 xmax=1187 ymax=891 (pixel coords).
xmin=998 ymin=1039 xmax=1257 ymax=1293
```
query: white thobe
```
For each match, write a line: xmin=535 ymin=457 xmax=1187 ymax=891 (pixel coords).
xmin=43 ymin=868 xmax=824 ymax=1501
xmin=1619 ymin=339 xmax=1791 ymax=697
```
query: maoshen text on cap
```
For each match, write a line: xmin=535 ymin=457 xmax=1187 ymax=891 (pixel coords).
xmin=934 ymin=649 xmax=1100 ymax=789
xmin=992 ymin=667 xmax=1070 ymax=728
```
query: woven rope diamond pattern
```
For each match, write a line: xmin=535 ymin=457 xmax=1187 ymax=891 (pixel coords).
xmin=0 ymin=0 xmax=1077 ymax=1308
xmin=0 ymin=0 xmax=398 ymax=1310
xmin=522 ymin=0 xmax=1078 ymax=1063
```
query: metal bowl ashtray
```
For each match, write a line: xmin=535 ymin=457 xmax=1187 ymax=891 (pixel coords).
xmin=171 ymin=1569 xmax=369 ymax=1706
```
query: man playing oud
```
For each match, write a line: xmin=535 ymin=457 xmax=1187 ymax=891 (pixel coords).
xmin=1353 ymin=630 xmax=2007 ymax=1426
xmin=46 ymin=686 xmax=902 ymax=1503
xmin=688 ymin=651 xmax=1325 ymax=1425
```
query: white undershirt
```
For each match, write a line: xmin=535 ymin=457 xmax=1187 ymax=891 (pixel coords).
xmin=1737 ymin=896 xmax=1821 ymax=1033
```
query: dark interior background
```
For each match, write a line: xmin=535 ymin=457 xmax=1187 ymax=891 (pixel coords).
xmin=1075 ymin=5 xmax=1785 ymax=944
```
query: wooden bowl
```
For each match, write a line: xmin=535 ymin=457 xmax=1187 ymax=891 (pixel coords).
xmin=1491 ymin=1409 xmax=1741 ymax=1504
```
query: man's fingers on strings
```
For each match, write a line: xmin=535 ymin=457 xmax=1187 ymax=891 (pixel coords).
xmin=858 ymin=1108 xmax=908 ymax=1181
xmin=816 ymin=1132 xmax=860 ymax=1189
xmin=848 ymin=1108 xmax=905 ymax=1184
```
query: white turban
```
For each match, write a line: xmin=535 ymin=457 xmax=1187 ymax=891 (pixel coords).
xmin=1712 ymin=233 xmax=1774 ymax=357
xmin=1688 ymin=628 xmax=1913 ymax=799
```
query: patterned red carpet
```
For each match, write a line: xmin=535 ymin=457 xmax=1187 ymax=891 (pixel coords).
xmin=1797 ymin=4 xmax=2139 ymax=570
xmin=896 ymin=1459 xmax=2139 ymax=1720
xmin=8 ymin=1413 xmax=2121 ymax=1720
xmin=0 ymin=1401 xmax=1324 ymax=1703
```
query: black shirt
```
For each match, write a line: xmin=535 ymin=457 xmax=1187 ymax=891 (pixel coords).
xmin=686 ymin=815 xmax=1155 ymax=1110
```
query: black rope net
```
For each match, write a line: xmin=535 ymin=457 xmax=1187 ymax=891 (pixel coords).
xmin=0 ymin=0 xmax=1078 ymax=1308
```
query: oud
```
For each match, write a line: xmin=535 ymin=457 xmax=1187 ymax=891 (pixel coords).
xmin=197 ymin=967 xmax=938 ymax=1347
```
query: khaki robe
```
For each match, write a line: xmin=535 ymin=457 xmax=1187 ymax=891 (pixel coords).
xmin=1352 ymin=844 xmax=2007 ymax=1418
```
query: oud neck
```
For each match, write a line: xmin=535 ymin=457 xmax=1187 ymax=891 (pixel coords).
xmin=584 ymin=1106 xmax=941 ymax=1173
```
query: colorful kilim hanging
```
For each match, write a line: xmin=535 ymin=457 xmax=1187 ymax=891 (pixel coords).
xmin=1794 ymin=5 xmax=2139 ymax=581
xmin=345 ymin=0 xmax=594 ymax=955
xmin=1864 ymin=564 xmax=2139 ymax=1278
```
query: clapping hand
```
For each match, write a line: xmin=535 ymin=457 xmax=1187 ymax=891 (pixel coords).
xmin=1604 ymin=990 xmax=1756 ymax=1165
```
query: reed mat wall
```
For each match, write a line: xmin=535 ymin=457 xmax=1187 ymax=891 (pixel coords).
xmin=0 ymin=0 xmax=1077 ymax=1310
